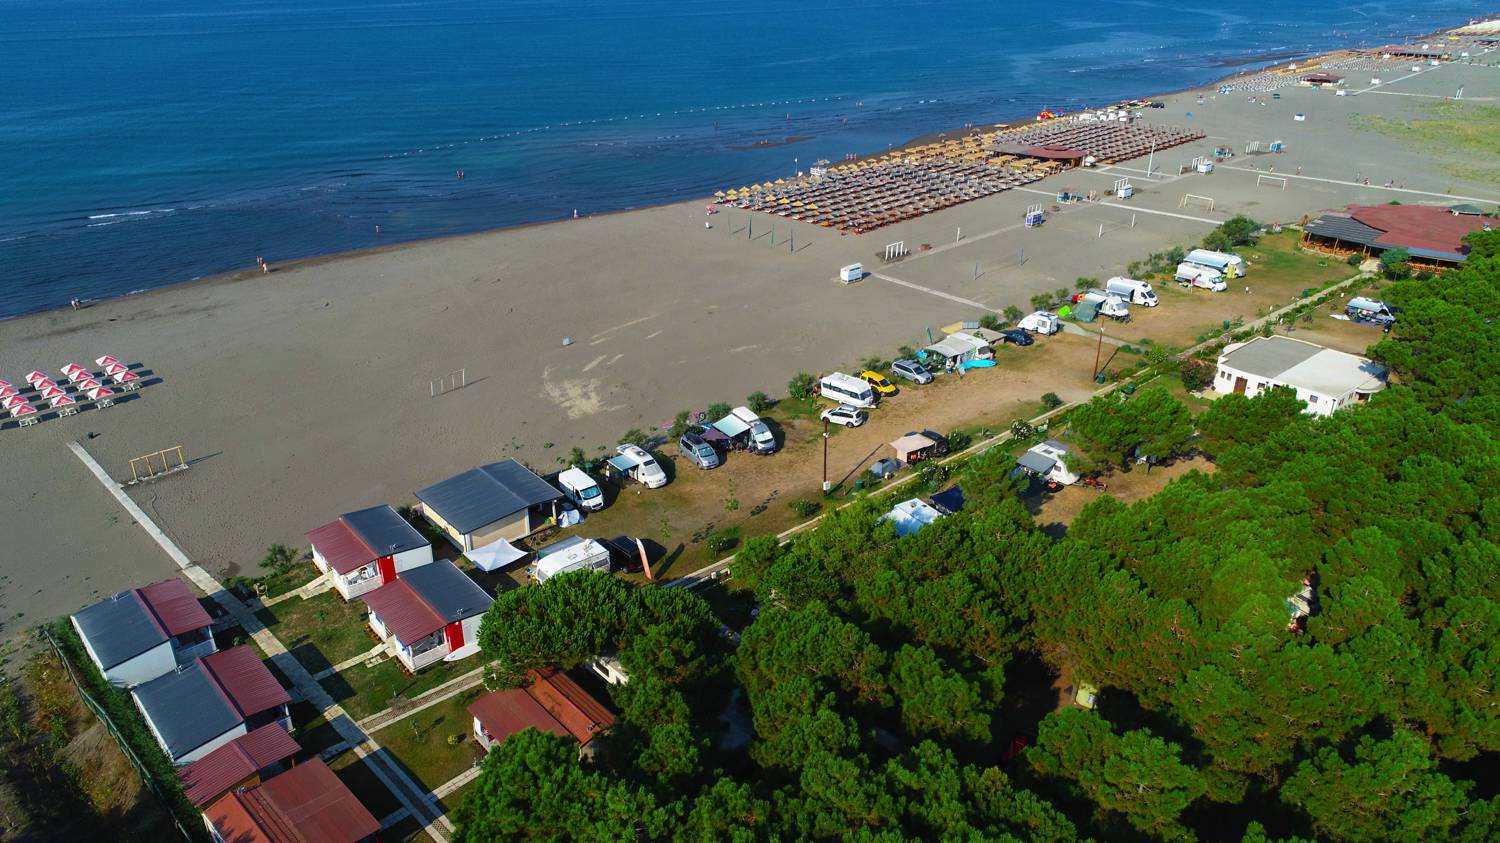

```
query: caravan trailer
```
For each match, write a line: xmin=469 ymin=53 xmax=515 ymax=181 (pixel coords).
xmin=1185 ymin=249 xmax=1246 ymax=278
xmin=818 ymin=372 xmax=878 ymax=408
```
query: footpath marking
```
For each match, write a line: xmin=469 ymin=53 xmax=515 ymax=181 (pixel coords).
xmin=870 ymin=271 xmax=995 ymax=311
xmin=357 ymin=666 xmax=486 ymax=734
xmin=66 ymin=441 xmax=452 ymax=842
xmin=1011 ymin=187 xmax=1220 ymax=225
xmin=1217 ymin=164 xmax=1500 ymax=205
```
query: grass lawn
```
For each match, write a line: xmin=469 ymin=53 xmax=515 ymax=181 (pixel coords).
xmin=387 ymin=817 xmax=425 ymax=842
xmin=289 ymin=700 xmax=346 ymax=757
xmin=327 ymin=749 xmax=404 ymax=821
xmin=436 ymin=781 xmax=474 ymax=816
xmin=328 ymin=656 xmax=474 ymax=722
xmin=253 ymin=562 xmax=321 ymax=600
xmin=1354 ymin=101 xmax=1500 ymax=188
xmin=255 ymin=587 xmax=374 ymax=675
xmin=371 ymin=687 xmax=486 ymax=793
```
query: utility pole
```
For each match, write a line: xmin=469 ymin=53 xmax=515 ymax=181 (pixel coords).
xmin=1092 ymin=324 xmax=1106 ymax=380
xmin=821 ymin=422 xmax=831 ymax=493
xmin=1146 ymin=138 xmax=1156 ymax=179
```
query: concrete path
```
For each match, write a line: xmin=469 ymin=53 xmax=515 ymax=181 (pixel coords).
xmin=260 ymin=570 xmax=332 ymax=607
xmin=66 ymin=441 xmax=452 ymax=842
xmin=358 ymin=665 xmax=486 ymax=735
xmin=313 ymin=642 xmax=390 ymax=681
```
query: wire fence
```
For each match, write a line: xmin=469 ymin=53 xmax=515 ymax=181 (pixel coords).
xmin=41 ymin=627 xmax=195 ymax=842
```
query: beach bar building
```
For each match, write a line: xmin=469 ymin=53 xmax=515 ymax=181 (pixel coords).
xmin=71 ymin=578 xmax=216 ymax=687
xmin=131 ymin=646 xmax=292 ymax=766
xmin=1302 ymin=204 xmax=1491 ymax=270
xmin=361 ymin=559 xmax=493 ymax=671
xmin=1213 ymin=336 xmax=1387 ymax=416
xmin=306 ymin=505 xmax=433 ymax=600
xmin=415 ymin=459 xmax=563 ymax=551
xmin=202 ymin=757 xmax=379 ymax=843
xmin=467 ymin=668 xmax=615 ymax=752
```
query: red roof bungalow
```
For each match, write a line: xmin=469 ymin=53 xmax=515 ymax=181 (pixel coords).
xmin=361 ymin=559 xmax=493 ymax=672
xmin=202 ymin=757 xmax=380 ymax=843
xmin=467 ymin=668 xmax=616 ymax=752
xmin=1303 ymin=203 xmax=1493 ymax=268
xmin=307 ymin=504 xmax=434 ymax=601
xmin=131 ymin=645 xmax=293 ymax=765
xmin=179 ymin=722 xmax=301 ymax=808
xmin=70 ymin=578 xmax=217 ymax=687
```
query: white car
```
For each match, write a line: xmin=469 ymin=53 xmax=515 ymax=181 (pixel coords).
xmin=820 ymin=404 xmax=868 ymax=428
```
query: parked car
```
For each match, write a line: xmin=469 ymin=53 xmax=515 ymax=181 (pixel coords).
xmin=820 ymin=404 xmax=868 ymax=428
xmin=602 ymin=535 xmax=653 ymax=573
xmin=859 ymin=370 xmax=899 ymax=396
xmin=678 ymin=432 xmax=721 ymax=469
xmin=903 ymin=429 xmax=950 ymax=456
xmin=891 ymin=359 xmax=933 ymax=384
xmin=869 ymin=458 xmax=902 ymax=479
xmin=995 ymin=328 xmax=1033 ymax=346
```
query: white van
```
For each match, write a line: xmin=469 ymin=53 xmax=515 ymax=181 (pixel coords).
xmin=818 ymin=372 xmax=877 ymax=408
xmin=610 ymin=445 xmax=668 ymax=488
xmin=727 ymin=406 xmax=778 ymax=455
xmin=1185 ymin=248 xmax=1245 ymax=278
xmin=557 ymin=467 xmax=605 ymax=512
xmin=1175 ymin=263 xmax=1226 ymax=291
xmin=1105 ymin=277 xmax=1159 ymax=307
xmin=529 ymin=536 xmax=611 ymax=583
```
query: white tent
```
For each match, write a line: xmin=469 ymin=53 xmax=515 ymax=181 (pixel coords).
xmin=468 ymin=537 xmax=528 ymax=572
xmin=882 ymin=498 xmax=943 ymax=537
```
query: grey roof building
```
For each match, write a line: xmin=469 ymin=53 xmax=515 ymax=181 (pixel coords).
xmin=414 ymin=460 xmax=563 ymax=550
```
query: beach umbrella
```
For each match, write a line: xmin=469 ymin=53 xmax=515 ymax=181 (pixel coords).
xmin=103 ymin=362 xmax=129 ymax=376
xmin=3 ymin=395 xmax=29 ymax=411
xmin=48 ymin=394 xmax=75 ymax=409
xmin=39 ymin=384 xmax=65 ymax=400
xmin=86 ymin=386 xmax=113 ymax=401
xmin=95 ymin=356 xmax=120 ymax=367
xmin=8 ymin=404 xmax=36 ymax=420
xmin=0 ymin=386 xmax=15 ymax=401
xmin=111 ymin=370 xmax=140 ymax=386
xmin=25 ymin=371 xmax=50 ymax=386
xmin=61 ymin=364 xmax=88 ymax=380
xmin=75 ymin=378 xmax=102 ymax=391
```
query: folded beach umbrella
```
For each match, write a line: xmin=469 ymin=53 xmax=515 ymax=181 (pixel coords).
xmin=95 ymin=355 xmax=120 ymax=367
xmin=75 ymin=378 xmax=102 ymax=392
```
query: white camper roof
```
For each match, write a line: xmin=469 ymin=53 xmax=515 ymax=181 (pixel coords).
xmin=882 ymin=499 xmax=944 ymax=537
xmin=535 ymin=536 xmax=609 ymax=579
xmin=558 ymin=467 xmax=597 ymax=491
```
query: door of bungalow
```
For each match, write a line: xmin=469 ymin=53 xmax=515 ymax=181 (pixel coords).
xmin=1233 ymin=376 xmax=1247 ymax=395
xmin=445 ymin=620 xmax=465 ymax=651
xmin=377 ymin=555 xmax=396 ymax=584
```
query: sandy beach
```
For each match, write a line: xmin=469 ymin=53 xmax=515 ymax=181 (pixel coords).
xmin=2 ymin=50 xmax=1498 ymax=634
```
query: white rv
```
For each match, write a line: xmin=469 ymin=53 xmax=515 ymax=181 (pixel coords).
xmin=1185 ymin=249 xmax=1245 ymax=278
xmin=1175 ymin=263 xmax=1227 ymax=291
xmin=609 ymin=445 xmax=668 ymax=489
xmin=818 ymin=372 xmax=878 ymax=408
xmin=715 ymin=406 xmax=778 ymax=455
xmin=1105 ymin=277 xmax=1159 ymax=306
xmin=529 ymin=536 xmax=611 ymax=583
xmin=557 ymin=467 xmax=605 ymax=512
xmin=1017 ymin=311 xmax=1060 ymax=335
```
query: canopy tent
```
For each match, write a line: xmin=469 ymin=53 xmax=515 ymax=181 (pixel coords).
xmin=607 ymin=453 xmax=640 ymax=473
xmin=697 ymin=427 xmax=730 ymax=447
xmin=882 ymin=499 xmax=944 ymax=537
xmin=890 ymin=433 xmax=937 ymax=464
xmin=712 ymin=414 xmax=751 ymax=438
xmin=468 ymin=537 xmax=528 ymax=573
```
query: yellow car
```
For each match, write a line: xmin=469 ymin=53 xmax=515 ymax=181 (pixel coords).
xmin=859 ymin=370 xmax=898 ymax=396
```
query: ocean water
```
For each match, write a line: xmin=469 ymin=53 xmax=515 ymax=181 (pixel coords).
xmin=0 ymin=0 xmax=1483 ymax=318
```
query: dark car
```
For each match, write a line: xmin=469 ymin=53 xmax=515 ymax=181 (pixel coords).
xmin=603 ymin=535 xmax=662 ymax=573
xmin=997 ymin=328 xmax=1033 ymax=346
xmin=904 ymin=429 xmax=950 ymax=456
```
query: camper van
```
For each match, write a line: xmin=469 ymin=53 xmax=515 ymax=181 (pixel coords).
xmin=1074 ymin=290 xmax=1131 ymax=319
xmin=529 ymin=536 xmax=611 ymax=583
xmin=1017 ymin=311 xmax=1060 ymax=335
xmin=557 ymin=467 xmax=605 ymax=512
xmin=609 ymin=445 xmax=668 ymax=489
xmin=1105 ymin=277 xmax=1159 ymax=307
xmin=1346 ymin=296 xmax=1397 ymax=326
xmin=818 ymin=372 xmax=878 ymax=408
xmin=1185 ymin=249 xmax=1246 ymax=278
xmin=1175 ymin=263 xmax=1227 ymax=292
xmin=716 ymin=406 xmax=778 ymax=455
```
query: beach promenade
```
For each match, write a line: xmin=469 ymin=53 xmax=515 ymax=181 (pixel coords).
xmin=1 ymin=57 xmax=1497 ymax=631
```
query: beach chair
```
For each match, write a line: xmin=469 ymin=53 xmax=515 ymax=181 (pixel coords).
xmin=86 ymin=386 xmax=114 ymax=408
xmin=110 ymin=370 xmax=141 ymax=390
xmin=9 ymin=404 xmax=38 ymax=427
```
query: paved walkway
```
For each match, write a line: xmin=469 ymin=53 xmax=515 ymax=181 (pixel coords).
xmin=260 ymin=570 xmax=333 ymax=606
xmin=313 ymin=642 xmax=390 ymax=681
xmin=66 ymin=442 xmax=452 ymax=842
xmin=357 ymin=665 xmax=486 ymax=734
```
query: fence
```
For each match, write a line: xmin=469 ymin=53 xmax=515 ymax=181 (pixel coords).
xmin=41 ymin=627 xmax=194 ymax=842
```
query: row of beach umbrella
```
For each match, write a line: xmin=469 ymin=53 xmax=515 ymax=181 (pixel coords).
xmin=3 ymin=355 xmax=140 ymax=428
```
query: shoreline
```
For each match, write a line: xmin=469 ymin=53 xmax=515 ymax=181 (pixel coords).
xmin=6 ymin=20 xmax=1478 ymax=325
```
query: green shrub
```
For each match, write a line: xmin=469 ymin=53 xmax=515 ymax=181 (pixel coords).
xmin=978 ymin=313 xmax=1002 ymax=331
xmin=789 ymin=499 xmax=821 ymax=518
xmin=706 ymin=528 xmax=741 ymax=554
xmin=1041 ymin=392 xmax=1064 ymax=410
xmin=618 ymin=428 xmax=650 ymax=448
xmin=668 ymin=411 xmax=693 ymax=439
xmin=787 ymin=372 xmax=816 ymax=400
xmin=945 ymin=429 xmax=973 ymax=452
xmin=1003 ymin=305 xmax=1024 ymax=324
xmin=261 ymin=543 xmax=297 ymax=574
xmin=705 ymin=402 xmax=732 ymax=422
xmin=1346 ymin=253 xmax=1363 ymax=266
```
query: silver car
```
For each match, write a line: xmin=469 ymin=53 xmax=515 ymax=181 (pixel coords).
xmin=820 ymin=404 xmax=867 ymax=428
xmin=891 ymin=359 xmax=933 ymax=384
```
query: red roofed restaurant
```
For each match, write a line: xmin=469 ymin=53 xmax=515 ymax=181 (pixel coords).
xmin=202 ymin=757 xmax=380 ymax=843
xmin=1302 ymin=203 xmax=1493 ymax=269
xmin=468 ymin=668 xmax=616 ymax=751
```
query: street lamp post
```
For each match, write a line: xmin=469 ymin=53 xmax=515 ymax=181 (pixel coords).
xmin=822 ymin=421 xmax=831 ymax=493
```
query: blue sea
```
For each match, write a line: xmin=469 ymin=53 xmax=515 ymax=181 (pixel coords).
xmin=0 ymin=0 xmax=1484 ymax=318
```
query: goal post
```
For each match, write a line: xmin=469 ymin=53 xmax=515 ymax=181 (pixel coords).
xmin=1179 ymin=193 xmax=1215 ymax=211
xmin=1257 ymin=174 xmax=1288 ymax=190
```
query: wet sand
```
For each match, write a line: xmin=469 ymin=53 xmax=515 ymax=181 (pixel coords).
xmin=1 ymin=52 xmax=1496 ymax=634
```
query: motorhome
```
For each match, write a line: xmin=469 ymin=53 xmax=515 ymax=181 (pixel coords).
xmin=1185 ymin=249 xmax=1246 ymax=278
xmin=1105 ymin=277 xmax=1159 ymax=306
xmin=1175 ymin=263 xmax=1227 ymax=291
xmin=608 ymin=445 xmax=668 ymax=489
xmin=1016 ymin=311 xmax=1060 ymax=335
xmin=818 ymin=372 xmax=878 ymax=408
xmin=1075 ymin=290 xmax=1130 ymax=319
xmin=557 ymin=467 xmax=605 ymax=512
xmin=529 ymin=536 xmax=611 ymax=583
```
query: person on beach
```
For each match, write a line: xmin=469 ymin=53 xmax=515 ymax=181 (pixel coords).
xmin=70 ymin=297 xmax=81 ymax=311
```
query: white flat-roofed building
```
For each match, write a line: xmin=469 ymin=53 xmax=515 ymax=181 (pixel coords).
xmin=1213 ymin=336 xmax=1387 ymax=416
